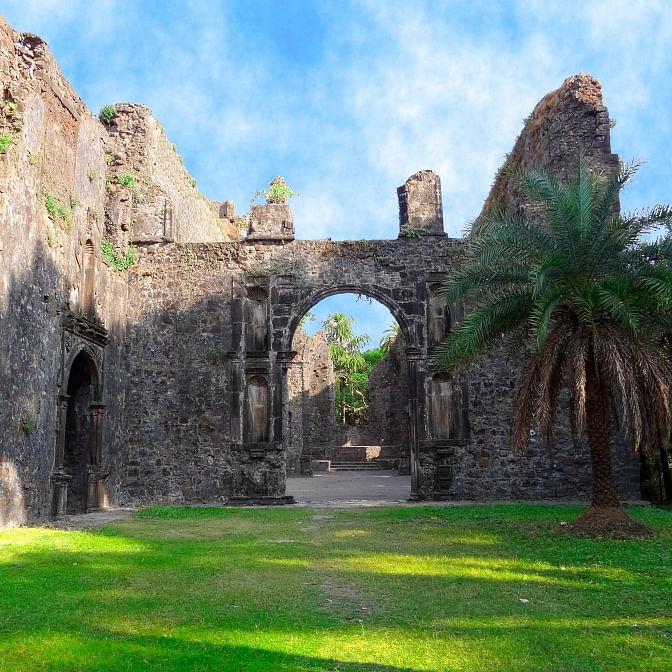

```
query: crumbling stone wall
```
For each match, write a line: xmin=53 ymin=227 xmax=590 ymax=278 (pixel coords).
xmin=0 ymin=10 xmax=643 ymax=527
xmin=368 ymin=343 xmax=409 ymax=465
xmin=102 ymin=104 xmax=239 ymax=246
xmin=0 ymin=18 xmax=128 ymax=525
xmin=287 ymin=327 xmax=335 ymax=473
xmin=480 ymin=73 xmax=619 ymax=223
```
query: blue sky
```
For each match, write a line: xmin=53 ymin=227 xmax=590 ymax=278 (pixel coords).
xmin=3 ymin=1 xmax=672 ymax=346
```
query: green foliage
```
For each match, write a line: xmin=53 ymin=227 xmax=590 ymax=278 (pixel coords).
xmin=298 ymin=311 xmax=315 ymax=327
xmin=379 ymin=322 xmax=401 ymax=353
xmin=401 ymin=223 xmax=423 ymax=238
xmin=267 ymin=181 xmax=296 ymax=201
xmin=117 ymin=171 xmax=135 ymax=188
xmin=105 ymin=153 xmax=114 ymax=165
xmin=207 ymin=346 xmax=227 ymax=365
xmin=20 ymin=413 xmax=36 ymax=435
xmin=45 ymin=193 xmax=72 ymax=227
xmin=363 ymin=348 xmax=384 ymax=367
xmin=252 ymin=181 xmax=298 ymax=204
xmin=0 ymin=134 xmax=13 ymax=153
xmin=189 ymin=176 xmax=197 ymax=187
xmin=87 ymin=166 xmax=97 ymax=181
xmin=435 ymin=155 xmax=672 ymax=514
xmin=99 ymin=104 xmax=116 ymax=123
xmin=322 ymin=313 xmax=374 ymax=424
xmin=28 ymin=152 xmax=40 ymax=166
xmin=1 ymin=505 xmax=670 ymax=671
xmin=101 ymin=239 xmax=135 ymax=270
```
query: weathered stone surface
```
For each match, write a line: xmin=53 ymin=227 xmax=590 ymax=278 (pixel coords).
xmin=397 ymin=170 xmax=444 ymax=236
xmin=0 ymin=11 xmax=642 ymax=528
xmin=479 ymin=73 xmax=619 ymax=223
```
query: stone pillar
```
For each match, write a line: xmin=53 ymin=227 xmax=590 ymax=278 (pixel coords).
xmin=276 ymin=351 xmax=296 ymax=446
xmin=89 ymin=403 xmax=105 ymax=465
xmin=88 ymin=403 xmax=108 ymax=511
xmin=397 ymin=170 xmax=445 ymax=237
xmin=230 ymin=355 xmax=244 ymax=444
xmin=51 ymin=394 xmax=71 ymax=517
xmin=247 ymin=177 xmax=295 ymax=241
xmin=406 ymin=347 xmax=422 ymax=499
xmin=54 ymin=394 xmax=70 ymax=468
xmin=50 ymin=470 xmax=71 ymax=517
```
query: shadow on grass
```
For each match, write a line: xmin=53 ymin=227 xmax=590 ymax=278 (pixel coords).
xmin=1 ymin=504 xmax=671 ymax=671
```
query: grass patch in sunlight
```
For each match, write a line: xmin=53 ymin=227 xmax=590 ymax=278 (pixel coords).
xmin=1 ymin=503 xmax=671 ymax=671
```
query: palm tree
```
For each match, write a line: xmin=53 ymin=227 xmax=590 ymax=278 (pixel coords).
xmin=434 ymin=156 xmax=672 ymax=535
xmin=379 ymin=322 xmax=401 ymax=354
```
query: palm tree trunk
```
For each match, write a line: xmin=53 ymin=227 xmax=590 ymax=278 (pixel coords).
xmin=584 ymin=354 xmax=621 ymax=508
xmin=661 ymin=444 xmax=672 ymax=503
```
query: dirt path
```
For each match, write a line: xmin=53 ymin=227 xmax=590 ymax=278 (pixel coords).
xmin=43 ymin=508 xmax=137 ymax=530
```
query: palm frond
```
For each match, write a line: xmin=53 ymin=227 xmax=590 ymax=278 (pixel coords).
xmin=433 ymin=291 xmax=532 ymax=368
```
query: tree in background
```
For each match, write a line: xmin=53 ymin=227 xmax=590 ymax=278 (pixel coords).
xmin=435 ymin=156 xmax=672 ymax=537
xmin=322 ymin=313 xmax=386 ymax=425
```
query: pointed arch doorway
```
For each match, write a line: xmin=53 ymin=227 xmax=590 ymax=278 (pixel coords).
xmin=51 ymin=349 xmax=107 ymax=516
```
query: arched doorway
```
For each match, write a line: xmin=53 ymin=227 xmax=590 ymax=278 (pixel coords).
xmin=283 ymin=289 xmax=413 ymax=501
xmin=51 ymin=349 xmax=107 ymax=516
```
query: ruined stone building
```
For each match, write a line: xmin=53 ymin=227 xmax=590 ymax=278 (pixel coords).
xmin=0 ymin=14 xmax=640 ymax=528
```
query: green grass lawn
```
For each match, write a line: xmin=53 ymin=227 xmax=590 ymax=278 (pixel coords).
xmin=1 ymin=504 xmax=671 ymax=671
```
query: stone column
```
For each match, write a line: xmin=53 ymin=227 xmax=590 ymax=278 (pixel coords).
xmin=51 ymin=394 xmax=70 ymax=517
xmin=397 ymin=170 xmax=445 ymax=237
xmin=276 ymin=351 xmax=296 ymax=446
xmin=406 ymin=347 xmax=422 ymax=499
xmin=54 ymin=394 xmax=70 ymax=468
xmin=50 ymin=470 xmax=71 ymax=517
xmin=89 ymin=402 xmax=106 ymax=466
xmin=87 ymin=403 xmax=108 ymax=510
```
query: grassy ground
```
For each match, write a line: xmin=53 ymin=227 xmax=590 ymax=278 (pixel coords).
xmin=1 ymin=503 xmax=671 ymax=671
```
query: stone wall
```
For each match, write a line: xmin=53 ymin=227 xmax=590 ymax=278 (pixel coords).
xmin=287 ymin=327 xmax=335 ymax=473
xmin=0 ymin=10 xmax=646 ymax=527
xmin=0 ymin=19 xmax=128 ymax=525
xmin=368 ymin=342 xmax=409 ymax=462
xmin=479 ymin=73 xmax=619 ymax=222
xmin=102 ymin=103 xmax=239 ymax=246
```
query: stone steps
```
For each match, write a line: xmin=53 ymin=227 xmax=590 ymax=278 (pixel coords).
xmin=329 ymin=461 xmax=385 ymax=471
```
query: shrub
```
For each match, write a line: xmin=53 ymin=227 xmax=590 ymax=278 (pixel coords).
xmin=0 ymin=134 xmax=13 ymax=153
xmin=99 ymin=105 xmax=116 ymax=123
xmin=101 ymin=240 xmax=135 ymax=270
xmin=117 ymin=171 xmax=134 ymax=188
xmin=45 ymin=193 xmax=72 ymax=227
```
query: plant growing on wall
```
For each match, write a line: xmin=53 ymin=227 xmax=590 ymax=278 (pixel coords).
xmin=20 ymin=413 xmax=37 ymax=435
xmin=0 ymin=134 xmax=13 ymax=153
xmin=45 ymin=193 xmax=72 ymax=227
xmin=117 ymin=171 xmax=135 ymax=188
xmin=101 ymin=240 xmax=135 ymax=270
xmin=401 ymin=224 xmax=423 ymax=238
xmin=99 ymin=105 xmax=116 ymax=123
xmin=251 ymin=181 xmax=298 ymax=205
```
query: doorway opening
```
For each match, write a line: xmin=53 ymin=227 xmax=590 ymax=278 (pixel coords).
xmin=63 ymin=351 xmax=97 ymax=514
xmin=285 ymin=292 xmax=411 ymax=502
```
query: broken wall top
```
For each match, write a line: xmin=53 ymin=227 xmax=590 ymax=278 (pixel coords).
xmin=479 ymin=73 xmax=620 ymax=221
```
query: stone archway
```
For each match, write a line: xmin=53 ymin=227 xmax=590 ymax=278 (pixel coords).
xmin=286 ymin=289 xmax=413 ymax=488
xmin=274 ymin=282 xmax=436 ymax=499
xmin=51 ymin=348 xmax=107 ymax=516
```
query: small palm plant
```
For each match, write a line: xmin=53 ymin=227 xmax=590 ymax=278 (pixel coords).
xmin=435 ymin=155 xmax=672 ymax=536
